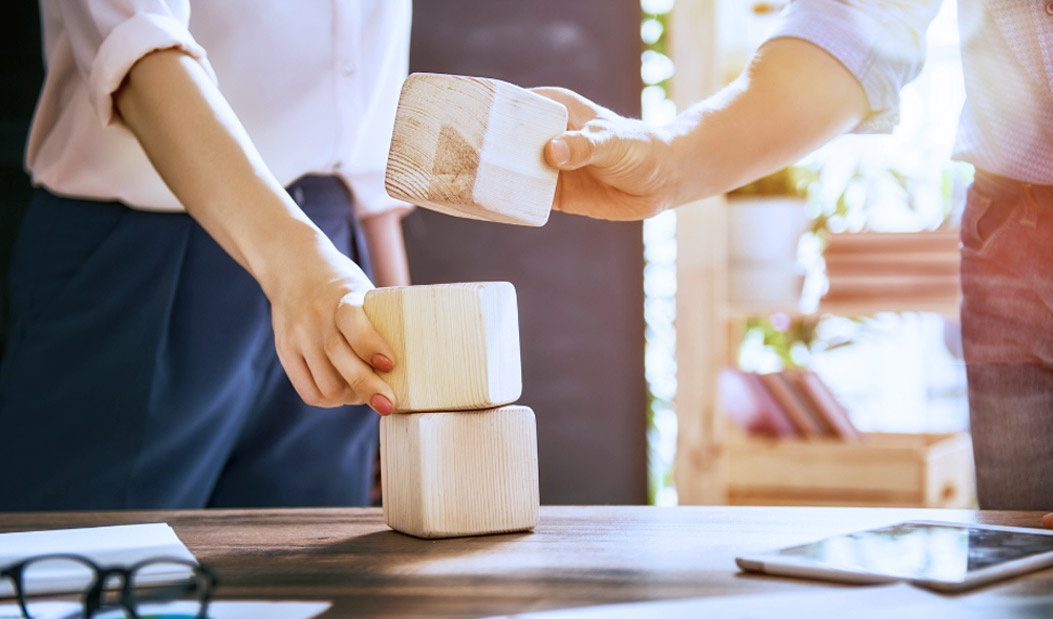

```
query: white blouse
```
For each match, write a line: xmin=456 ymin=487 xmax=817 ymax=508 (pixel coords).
xmin=26 ymin=0 xmax=412 ymax=218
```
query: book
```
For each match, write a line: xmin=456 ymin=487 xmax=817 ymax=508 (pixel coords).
xmin=719 ymin=369 xmax=799 ymax=438
xmin=757 ymin=372 xmax=828 ymax=439
xmin=793 ymin=371 xmax=863 ymax=442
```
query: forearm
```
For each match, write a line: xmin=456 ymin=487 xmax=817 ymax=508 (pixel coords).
xmin=360 ymin=211 xmax=411 ymax=288
xmin=541 ymin=38 xmax=871 ymax=221
xmin=665 ymin=37 xmax=870 ymax=205
xmin=113 ymin=48 xmax=332 ymax=298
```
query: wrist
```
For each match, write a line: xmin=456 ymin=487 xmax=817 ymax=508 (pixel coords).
xmin=660 ymin=120 xmax=706 ymax=208
xmin=247 ymin=214 xmax=340 ymax=301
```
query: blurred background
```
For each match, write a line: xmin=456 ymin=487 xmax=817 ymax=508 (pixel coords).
xmin=1 ymin=0 xmax=974 ymax=509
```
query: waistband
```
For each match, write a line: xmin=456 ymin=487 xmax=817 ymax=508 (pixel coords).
xmin=973 ymin=169 xmax=1053 ymax=204
xmin=287 ymin=175 xmax=355 ymax=216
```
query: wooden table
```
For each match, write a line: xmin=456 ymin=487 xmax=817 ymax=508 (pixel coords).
xmin=2 ymin=506 xmax=1050 ymax=618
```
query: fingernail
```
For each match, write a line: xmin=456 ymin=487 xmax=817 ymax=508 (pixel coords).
xmin=371 ymin=394 xmax=394 ymax=416
xmin=372 ymin=354 xmax=394 ymax=373
xmin=550 ymin=138 xmax=570 ymax=166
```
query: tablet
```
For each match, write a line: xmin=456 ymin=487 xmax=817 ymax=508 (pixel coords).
xmin=735 ymin=520 xmax=1053 ymax=591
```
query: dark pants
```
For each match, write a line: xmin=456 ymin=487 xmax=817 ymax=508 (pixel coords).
xmin=0 ymin=176 xmax=378 ymax=510
xmin=960 ymin=170 xmax=1053 ymax=510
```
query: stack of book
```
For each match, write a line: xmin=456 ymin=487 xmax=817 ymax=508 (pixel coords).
xmin=719 ymin=369 xmax=861 ymax=441
xmin=821 ymin=231 xmax=960 ymax=312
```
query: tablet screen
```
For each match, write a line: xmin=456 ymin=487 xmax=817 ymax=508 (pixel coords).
xmin=773 ymin=522 xmax=1053 ymax=582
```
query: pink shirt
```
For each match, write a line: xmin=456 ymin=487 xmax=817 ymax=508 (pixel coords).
xmin=26 ymin=0 xmax=412 ymax=218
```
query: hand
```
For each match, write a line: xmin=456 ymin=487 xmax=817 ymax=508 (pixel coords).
xmin=1043 ymin=513 xmax=1053 ymax=529
xmin=534 ymin=87 xmax=678 ymax=221
xmin=267 ymin=237 xmax=397 ymax=414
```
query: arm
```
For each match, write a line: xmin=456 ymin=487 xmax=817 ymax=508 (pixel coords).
xmin=360 ymin=212 xmax=411 ymax=288
xmin=114 ymin=48 xmax=396 ymax=413
xmin=538 ymin=38 xmax=869 ymax=220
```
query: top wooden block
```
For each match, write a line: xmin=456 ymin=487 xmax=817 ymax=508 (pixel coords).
xmin=385 ymin=73 xmax=568 ymax=227
xmin=363 ymin=282 xmax=522 ymax=412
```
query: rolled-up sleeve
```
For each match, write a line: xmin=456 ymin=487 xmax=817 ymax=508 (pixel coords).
xmin=57 ymin=0 xmax=217 ymax=127
xmin=768 ymin=0 xmax=942 ymax=132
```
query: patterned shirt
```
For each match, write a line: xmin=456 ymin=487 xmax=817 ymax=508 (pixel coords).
xmin=772 ymin=0 xmax=1053 ymax=184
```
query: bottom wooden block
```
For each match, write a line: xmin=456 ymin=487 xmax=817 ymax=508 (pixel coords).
xmin=380 ymin=405 xmax=539 ymax=539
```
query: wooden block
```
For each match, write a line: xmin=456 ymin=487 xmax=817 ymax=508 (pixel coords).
xmin=385 ymin=72 xmax=568 ymax=226
xmin=363 ymin=282 xmax=521 ymax=412
xmin=380 ymin=406 xmax=540 ymax=539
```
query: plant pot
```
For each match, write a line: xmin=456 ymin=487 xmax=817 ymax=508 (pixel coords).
xmin=726 ymin=196 xmax=809 ymax=305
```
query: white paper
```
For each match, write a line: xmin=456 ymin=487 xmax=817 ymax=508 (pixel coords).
xmin=0 ymin=523 xmax=197 ymax=597
xmin=0 ymin=600 xmax=331 ymax=619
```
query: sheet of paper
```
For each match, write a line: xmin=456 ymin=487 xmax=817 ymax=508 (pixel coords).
xmin=485 ymin=583 xmax=979 ymax=618
xmin=0 ymin=523 xmax=197 ymax=597
xmin=0 ymin=600 xmax=331 ymax=619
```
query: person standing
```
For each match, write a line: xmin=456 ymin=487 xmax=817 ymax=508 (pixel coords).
xmin=538 ymin=0 xmax=1053 ymax=521
xmin=0 ymin=1 xmax=410 ymax=510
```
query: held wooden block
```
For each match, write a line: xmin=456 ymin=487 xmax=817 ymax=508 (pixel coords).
xmin=385 ymin=72 xmax=568 ymax=226
xmin=380 ymin=406 xmax=540 ymax=539
xmin=363 ymin=282 xmax=522 ymax=412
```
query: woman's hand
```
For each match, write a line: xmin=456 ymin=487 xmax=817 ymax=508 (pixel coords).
xmin=115 ymin=48 xmax=397 ymax=414
xmin=266 ymin=236 xmax=397 ymax=414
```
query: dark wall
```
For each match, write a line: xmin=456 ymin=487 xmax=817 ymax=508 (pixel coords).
xmin=405 ymin=1 xmax=647 ymax=504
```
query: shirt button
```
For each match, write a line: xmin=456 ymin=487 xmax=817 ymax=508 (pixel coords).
xmin=341 ymin=62 xmax=354 ymax=76
xmin=1047 ymin=2 xmax=1053 ymax=15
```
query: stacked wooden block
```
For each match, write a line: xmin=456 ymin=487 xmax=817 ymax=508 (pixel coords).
xmin=363 ymin=282 xmax=539 ymax=539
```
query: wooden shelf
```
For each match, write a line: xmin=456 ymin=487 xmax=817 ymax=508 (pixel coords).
xmin=818 ymin=297 xmax=961 ymax=317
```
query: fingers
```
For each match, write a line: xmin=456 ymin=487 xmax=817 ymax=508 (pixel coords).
xmin=534 ymin=86 xmax=610 ymax=173
xmin=278 ymin=350 xmax=333 ymax=408
xmin=1043 ymin=513 xmax=1053 ymax=529
xmin=547 ymin=129 xmax=606 ymax=171
xmin=335 ymin=296 xmax=396 ymax=373
xmin=531 ymin=86 xmax=604 ymax=127
xmin=320 ymin=328 xmax=396 ymax=415
xmin=275 ymin=304 xmax=398 ymax=414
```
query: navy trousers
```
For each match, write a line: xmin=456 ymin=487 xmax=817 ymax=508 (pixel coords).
xmin=0 ymin=176 xmax=378 ymax=510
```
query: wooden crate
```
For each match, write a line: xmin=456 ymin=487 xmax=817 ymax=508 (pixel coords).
xmin=726 ymin=432 xmax=974 ymax=508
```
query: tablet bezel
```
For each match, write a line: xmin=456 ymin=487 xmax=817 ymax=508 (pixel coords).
xmin=735 ymin=519 xmax=1053 ymax=592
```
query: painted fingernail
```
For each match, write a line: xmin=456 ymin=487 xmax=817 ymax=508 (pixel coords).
xmin=372 ymin=354 xmax=394 ymax=373
xmin=370 ymin=394 xmax=394 ymax=416
xmin=549 ymin=138 xmax=570 ymax=166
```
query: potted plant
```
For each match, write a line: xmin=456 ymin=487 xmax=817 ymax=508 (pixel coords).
xmin=725 ymin=166 xmax=818 ymax=307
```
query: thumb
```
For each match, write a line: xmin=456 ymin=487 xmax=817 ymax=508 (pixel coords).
xmin=546 ymin=131 xmax=600 ymax=171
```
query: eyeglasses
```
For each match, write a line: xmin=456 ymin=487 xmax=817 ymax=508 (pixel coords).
xmin=1 ymin=554 xmax=217 ymax=618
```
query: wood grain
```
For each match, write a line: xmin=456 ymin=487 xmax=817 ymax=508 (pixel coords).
xmin=380 ymin=406 xmax=539 ymax=539
xmin=363 ymin=282 xmax=522 ymax=412
xmin=1 ymin=506 xmax=1049 ymax=618
xmin=385 ymin=73 xmax=567 ymax=226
